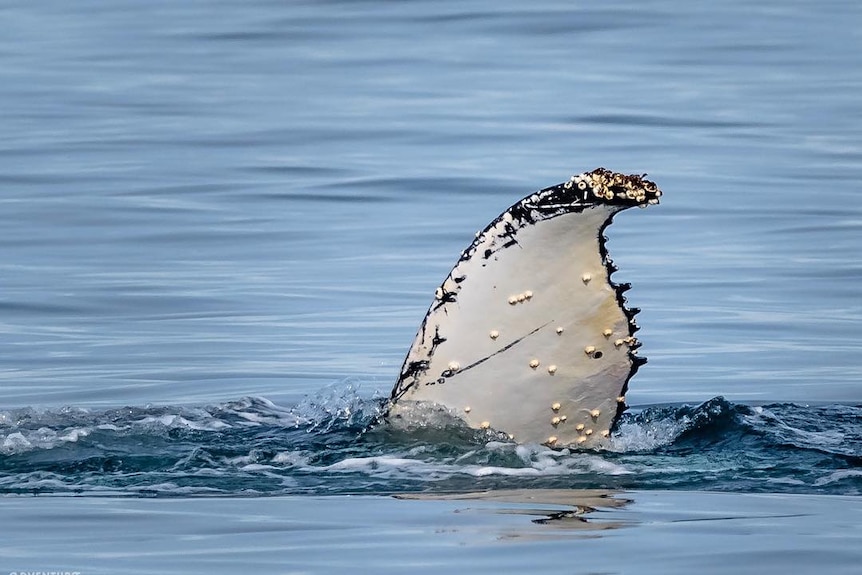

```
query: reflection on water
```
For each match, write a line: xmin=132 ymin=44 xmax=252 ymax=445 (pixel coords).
xmin=0 ymin=490 xmax=860 ymax=575
xmin=397 ymin=489 xmax=630 ymax=534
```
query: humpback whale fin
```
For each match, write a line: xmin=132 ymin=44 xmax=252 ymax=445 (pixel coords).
xmin=387 ymin=168 xmax=662 ymax=449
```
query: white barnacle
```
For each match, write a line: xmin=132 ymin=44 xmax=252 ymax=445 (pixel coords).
xmin=577 ymin=436 xmax=587 ymax=444
xmin=616 ymin=396 xmax=626 ymax=404
xmin=529 ymin=359 xmax=540 ymax=369
xmin=480 ymin=421 xmax=491 ymax=429
xmin=581 ymin=273 xmax=592 ymax=284
xmin=601 ymin=430 xmax=610 ymax=438
xmin=585 ymin=429 xmax=594 ymax=436
xmin=547 ymin=436 xmax=558 ymax=446
xmin=517 ymin=293 xmax=526 ymax=302
xmin=560 ymin=415 xmax=567 ymax=422
xmin=555 ymin=326 xmax=565 ymax=335
xmin=524 ymin=290 xmax=533 ymax=299
xmin=448 ymin=361 xmax=460 ymax=372
xmin=575 ymin=423 xmax=585 ymax=432
xmin=551 ymin=416 xmax=561 ymax=426
xmin=547 ymin=364 xmax=557 ymax=375
xmin=435 ymin=287 xmax=444 ymax=300
xmin=614 ymin=338 xmax=625 ymax=348
xmin=489 ymin=329 xmax=500 ymax=340
xmin=584 ymin=345 xmax=597 ymax=355
xmin=590 ymin=409 xmax=601 ymax=419
xmin=464 ymin=406 xmax=471 ymax=413
xmin=551 ymin=402 xmax=561 ymax=412
xmin=508 ymin=295 xmax=518 ymax=305
xmin=603 ymin=328 xmax=613 ymax=338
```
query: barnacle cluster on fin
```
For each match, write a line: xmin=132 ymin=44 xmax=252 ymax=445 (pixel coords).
xmin=573 ymin=168 xmax=660 ymax=204
xmin=540 ymin=167 xmax=662 ymax=208
xmin=388 ymin=168 xmax=662 ymax=449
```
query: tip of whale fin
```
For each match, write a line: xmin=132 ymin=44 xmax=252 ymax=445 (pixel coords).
xmin=388 ymin=168 xmax=661 ymax=449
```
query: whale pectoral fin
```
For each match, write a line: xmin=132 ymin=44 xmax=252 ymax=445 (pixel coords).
xmin=387 ymin=168 xmax=661 ymax=449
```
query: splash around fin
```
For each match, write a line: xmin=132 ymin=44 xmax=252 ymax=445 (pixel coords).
xmin=387 ymin=168 xmax=662 ymax=449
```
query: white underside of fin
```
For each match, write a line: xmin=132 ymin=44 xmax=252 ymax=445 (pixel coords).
xmin=389 ymin=203 xmax=639 ymax=449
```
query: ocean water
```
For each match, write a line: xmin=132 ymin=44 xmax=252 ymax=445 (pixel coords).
xmin=2 ymin=0 xmax=862 ymax=573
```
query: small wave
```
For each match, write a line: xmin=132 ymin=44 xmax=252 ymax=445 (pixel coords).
xmin=0 ymin=381 xmax=383 ymax=457
xmin=1 ymin=389 xmax=860 ymax=496
xmin=741 ymin=403 xmax=862 ymax=458
xmin=608 ymin=396 xmax=747 ymax=452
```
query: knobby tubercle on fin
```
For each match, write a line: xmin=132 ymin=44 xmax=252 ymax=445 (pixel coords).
xmin=387 ymin=168 xmax=662 ymax=449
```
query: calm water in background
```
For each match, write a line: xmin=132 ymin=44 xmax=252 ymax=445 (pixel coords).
xmin=2 ymin=0 xmax=862 ymax=573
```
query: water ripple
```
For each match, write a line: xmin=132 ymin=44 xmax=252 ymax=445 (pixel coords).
xmin=1 ymin=387 xmax=859 ymax=496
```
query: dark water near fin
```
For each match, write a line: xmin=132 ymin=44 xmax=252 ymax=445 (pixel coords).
xmin=3 ymin=385 xmax=859 ymax=496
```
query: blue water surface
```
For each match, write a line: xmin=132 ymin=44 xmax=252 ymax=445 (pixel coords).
xmin=2 ymin=0 xmax=862 ymax=573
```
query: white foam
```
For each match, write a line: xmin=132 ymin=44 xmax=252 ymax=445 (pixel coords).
xmin=323 ymin=456 xmax=420 ymax=472
xmin=583 ymin=456 xmax=634 ymax=475
xmin=96 ymin=424 xmax=123 ymax=431
xmin=470 ymin=465 xmax=542 ymax=477
xmin=272 ymin=450 xmax=311 ymax=466
xmin=240 ymin=463 xmax=279 ymax=472
xmin=224 ymin=454 xmax=255 ymax=466
xmin=2 ymin=432 xmax=32 ymax=454
xmin=607 ymin=418 xmax=685 ymax=452
xmin=814 ymin=469 xmax=862 ymax=486
xmin=135 ymin=414 xmax=231 ymax=431
xmin=59 ymin=428 xmax=90 ymax=442
xmin=1 ymin=426 xmax=93 ymax=455
xmin=306 ymin=442 xmax=633 ymax=480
